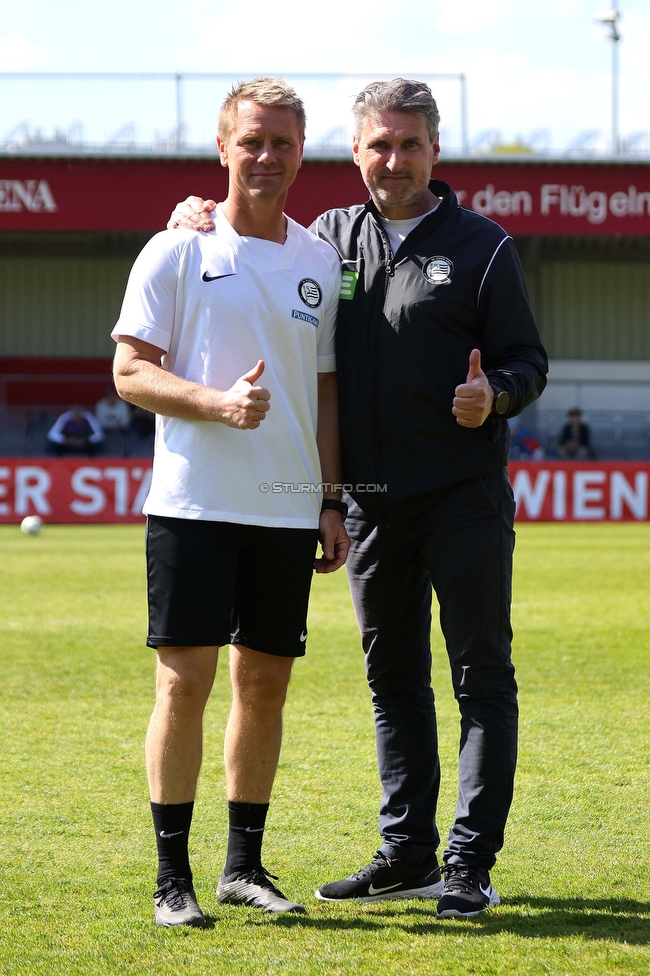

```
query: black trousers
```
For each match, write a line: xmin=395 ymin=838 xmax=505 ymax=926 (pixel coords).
xmin=345 ymin=469 xmax=518 ymax=869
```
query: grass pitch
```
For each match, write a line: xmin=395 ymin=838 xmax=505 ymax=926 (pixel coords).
xmin=0 ymin=522 xmax=648 ymax=976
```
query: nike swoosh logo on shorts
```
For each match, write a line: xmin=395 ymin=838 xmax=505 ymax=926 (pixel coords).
xmin=368 ymin=882 xmax=403 ymax=895
xmin=159 ymin=830 xmax=184 ymax=839
xmin=202 ymin=271 xmax=236 ymax=282
xmin=300 ymin=630 xmax=308 ymax=642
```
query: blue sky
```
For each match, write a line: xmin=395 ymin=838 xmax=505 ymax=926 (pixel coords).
xmin=1 ymin=0 xmax=648 ymax=152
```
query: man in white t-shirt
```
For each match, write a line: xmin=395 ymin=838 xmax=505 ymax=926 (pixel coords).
xmin=112 ymin=77 xmax=348 ymax=928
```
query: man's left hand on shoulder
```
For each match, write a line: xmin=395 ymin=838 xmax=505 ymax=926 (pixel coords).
xmin=452 ymin=349 xmax=496 ymax=429
xmin=314 ymin=509 xmax=350 ymax=574
xmin=168 ymin=196 xmax=217 ymax=232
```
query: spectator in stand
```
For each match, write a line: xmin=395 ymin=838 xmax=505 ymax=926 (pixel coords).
xmin=95 ymin=387 xmax=132 ymax=434
xmin=508 ymin=418 xmax=544 ymax=460
xmin=47 ymin=405 xmax=104 ymax=456
xmin=558 ymin=408 xmax=595 ymax=460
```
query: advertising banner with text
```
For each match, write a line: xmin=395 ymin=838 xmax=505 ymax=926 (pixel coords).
xmin=510 ymin=461 xmax=649 ymax=522
xmin=1 ymin=159 xmax=649 ymax=236
xmin=1 ymin=459 xmax=649 ymax=524
xmin=0 ymin=458 xmax=152 ymax=524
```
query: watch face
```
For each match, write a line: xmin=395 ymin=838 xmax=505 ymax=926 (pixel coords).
xmin=496 ymin=391 xmax=511 ymax=415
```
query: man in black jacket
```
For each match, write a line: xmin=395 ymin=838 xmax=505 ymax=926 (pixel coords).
xmin=168 ymin=78 xmax=548 ymax=918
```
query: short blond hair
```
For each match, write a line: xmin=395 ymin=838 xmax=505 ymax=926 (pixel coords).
xmin=218 ymin=76 xmax=306 ymax=141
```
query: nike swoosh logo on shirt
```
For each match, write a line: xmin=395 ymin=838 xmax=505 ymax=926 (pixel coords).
xmin=368 ymin=882 xmax=403 ymax=895
xmin=202 ymin=271 xmax=236 ymax=282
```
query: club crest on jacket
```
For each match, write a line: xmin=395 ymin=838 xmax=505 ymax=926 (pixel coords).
xmin=423 ymin=256 xmax=453 ymax=288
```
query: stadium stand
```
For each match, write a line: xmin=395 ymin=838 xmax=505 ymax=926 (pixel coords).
xmin=0 ymin=357 xmax=153 ymax=457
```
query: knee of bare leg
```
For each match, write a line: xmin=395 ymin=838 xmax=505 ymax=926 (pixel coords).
xmin=233 ymin=659 xmax=292 ymax=712
xmin=156 ymin=653 xmax=215 ymax=712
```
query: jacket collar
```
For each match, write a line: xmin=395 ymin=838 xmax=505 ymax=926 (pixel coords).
xmin=364 ymin=180 xmax=457 ymax=250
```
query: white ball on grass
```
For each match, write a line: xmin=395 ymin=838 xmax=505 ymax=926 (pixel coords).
xmin=20 ymin=515 xmax=43 ymax=535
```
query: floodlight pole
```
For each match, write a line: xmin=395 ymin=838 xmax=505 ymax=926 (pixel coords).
xmin=175 ymin=73 xmax=184 ymax=147
xmin=460 ymin=73 xmax=469 ymax=155
xmin=611 ymin=1 xmax=620 ymax=156
xmin=596 ymin=2 xmax=622 ymax=156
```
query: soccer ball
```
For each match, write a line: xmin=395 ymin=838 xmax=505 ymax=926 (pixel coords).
xmin=20 ymin=515 xmax=43 ymax=535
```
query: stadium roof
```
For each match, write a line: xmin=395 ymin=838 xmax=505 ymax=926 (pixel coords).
xmin=2 ymin=71 xmax=649 ymax=163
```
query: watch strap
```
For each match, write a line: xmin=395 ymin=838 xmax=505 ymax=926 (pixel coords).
xmin=321 ymin=498 xmax=348 ymax=519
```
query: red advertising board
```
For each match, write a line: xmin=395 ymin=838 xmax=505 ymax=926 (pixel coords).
xmin=1 ymin=458 xmax=649 ymax=524
xmin=510 ymin=461 xmax=650 ymax=522
xmin=1 ymin=158 xmax=650 ymax=236
xmin=0 ymin=458 xmax=151 ymax=523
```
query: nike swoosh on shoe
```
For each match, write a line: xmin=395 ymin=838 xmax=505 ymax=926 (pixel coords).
xmin=367 ymin=882 xmax=403 ymax=895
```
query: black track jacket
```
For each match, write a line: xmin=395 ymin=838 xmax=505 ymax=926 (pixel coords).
xmin=310 ymin=180 xmax=548 ymax=503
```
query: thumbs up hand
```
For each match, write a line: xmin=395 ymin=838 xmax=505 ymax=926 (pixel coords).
xmin=452 ymin=349 xmax=495 ymax=428
xmin=217 ymin=359 xmax=271 ymax=429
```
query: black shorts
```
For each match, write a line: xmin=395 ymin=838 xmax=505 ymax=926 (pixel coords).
xmin=146 ymin=515 xmax=319 ymax=657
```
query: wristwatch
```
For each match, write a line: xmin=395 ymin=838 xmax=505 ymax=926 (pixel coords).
xmin=321 ymin=498 xmax=348 ymax=519
xmin=492 ymin=389 xmax=511 ymax=416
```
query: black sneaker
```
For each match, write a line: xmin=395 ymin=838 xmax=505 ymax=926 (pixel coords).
xmin=216 ymin=866 xmax=306 ymax=914
xmin=153 ymin=877 xmax=206 ymax=927
xmin=437 ymin=863 xmax=500 ymax=918
xmin=315 ymin=850 xmax=443 ymax=903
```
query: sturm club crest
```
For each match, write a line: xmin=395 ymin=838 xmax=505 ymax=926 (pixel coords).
xmin=423 ymin=256 xmax=453 ymax=288
xmin=298 ymin=278 xmax=322 ymax=308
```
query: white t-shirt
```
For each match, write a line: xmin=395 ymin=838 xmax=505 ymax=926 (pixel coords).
xmin=113 ymin=207 xmax=341 ymax=528
xmin=378 ymin=202 xmax=440 ymax=255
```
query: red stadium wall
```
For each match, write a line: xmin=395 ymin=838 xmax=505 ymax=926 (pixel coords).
xmin=1 ymin=459 xmax=649 ymax=524
xmin=1 ymin=158 xmax=650 ymax=236
xmin=0 ymin=357 xmax=114 ymax=406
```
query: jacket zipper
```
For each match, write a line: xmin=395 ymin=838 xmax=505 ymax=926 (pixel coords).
xmin=374 ymin=224 xmax=395 ymax=510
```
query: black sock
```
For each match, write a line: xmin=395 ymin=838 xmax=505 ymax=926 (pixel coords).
xmin=151 ymin=800 xmax=194 ymax=885
xmin=224 ymin=801 xmax=269 ymax=878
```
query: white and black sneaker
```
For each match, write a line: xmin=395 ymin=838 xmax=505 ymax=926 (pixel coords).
xmin=315 ymin=850 xmax=443 ymax=903
xmin=153 ymin=877 xmax=207 ymax=927
xmin=437 ymin=863 xmax=500 ymax=918
xmin=216 ymin=866 xmax=306 ymax=914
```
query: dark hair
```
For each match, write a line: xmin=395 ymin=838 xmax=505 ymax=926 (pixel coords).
xmin=352 ymin=78 xmax=440 ymax=140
